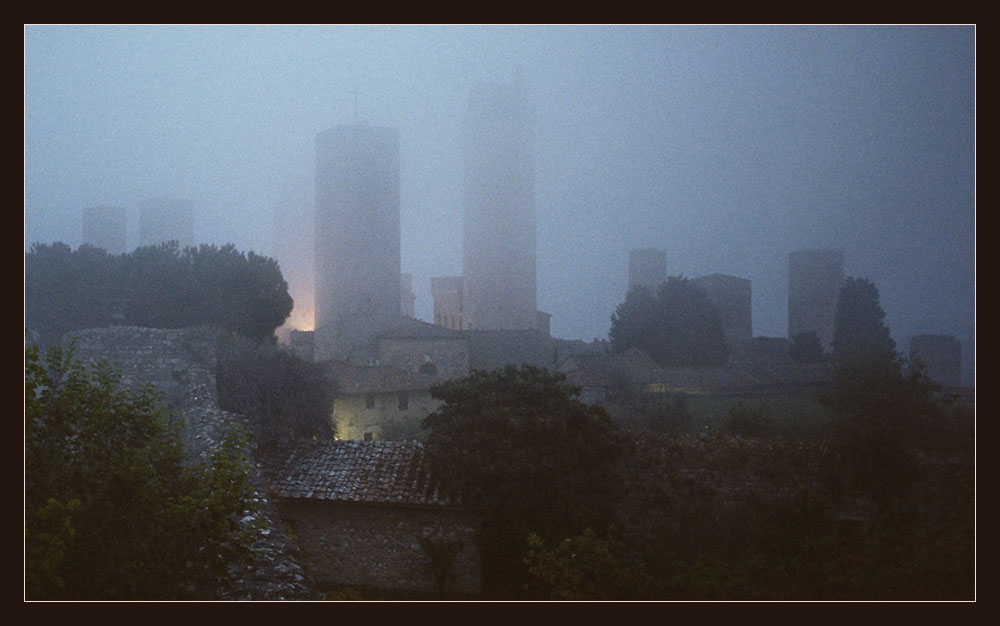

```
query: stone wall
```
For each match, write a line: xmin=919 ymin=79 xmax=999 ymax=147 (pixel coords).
xmin=65 ymin=326 xmax=230 ymax=461
xmin=333 ymin=389 xmax=441 ymax=441
xmin=378 ymin=336 xmax=470 ymax=380
xmin=278 ymin=499 xmax=481 ymax=597
xmin=59 ymin=326 xmax=320 ymax=599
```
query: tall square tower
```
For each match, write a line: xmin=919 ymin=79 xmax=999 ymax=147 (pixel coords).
xmin=314 ymin=123 xmax=401 ymax=362
xmin=629 ymin=248 xmax=667 ymax=292
xmin=462 ymin=79 xmax=536 ymax=330
xmin=694 ymin=273 xmax=752 ymax=346
xmin=82 ymin=206 xmax=127 ymax=255
xmin=138 ymin=198 xmax=194 ymax=248
xmin=788 ymin=249 xmax=844 ymax=352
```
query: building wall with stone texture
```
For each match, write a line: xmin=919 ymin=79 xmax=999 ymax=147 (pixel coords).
xmin=333 ymin=390 xmax=441 ymax=441
xmin=431 ymin=276 xmax=466 ymax=330
xmin=278 ymin=499 xmax=481 ymax=596
xmin=64 ymin=326 xmax=227 ymax=460
xmin=377 ymin=336 xmax=470 ymax=380
xmin=58 ymin=326 xmax=319 ymax=599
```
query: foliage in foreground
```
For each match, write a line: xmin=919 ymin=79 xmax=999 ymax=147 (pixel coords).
xmin=25 ymin=344 xmax=257 ymax=600
xmin=216 ymin=335 xmax=334 ymax=452
xmin=422 ymin=366 xmax=624 ymax=596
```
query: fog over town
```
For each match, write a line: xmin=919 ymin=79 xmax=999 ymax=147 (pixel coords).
xmin=24 ymin=25 xmax=975 ymax=382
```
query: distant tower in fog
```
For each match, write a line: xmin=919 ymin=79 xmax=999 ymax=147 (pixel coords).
xmin=431 ymin=276 xmax=465 ymax=331
xmin=139 ymin=198 xmax=194 ymax=248
xmin=788 ymin=249 xmax=844 ymax=352
xmin=82 ymin=206 xmax=127 ymax=254
xmin=401 ymin=273 xmax=416 ymax=318
xmin=462 ymin=79 xmax=537 ymax=330
xmin=314 ymin=123 xmax=401 ymax=362
xmin=629 ymin=248 xmax=667 ymax=292
xmin=694 ymin=273 xmax=752 ymax=346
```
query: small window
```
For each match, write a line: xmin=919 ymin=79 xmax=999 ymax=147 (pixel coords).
xmin=363 ymin=432 xmax=373 ymax=442
xmin=365 ymin=394 xmax=375 ymax=409
xmin=398 ymin=392 xmax=409 ymax=411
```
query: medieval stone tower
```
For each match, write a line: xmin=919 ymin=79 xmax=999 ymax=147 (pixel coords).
xmin=462 ymin=79 xmax=537 ymax=330
xmin=788 ymin=249 xmax=844 ymax=353
xmin=314 ymin=123 xmax=401 ymax=362
xmin=139 ymin=198 xmax=194 ymax=249
xmin=82 ymin=206 xmax=127 ymax=255
xmin=629 ymin=248 xmax=667 ymax=292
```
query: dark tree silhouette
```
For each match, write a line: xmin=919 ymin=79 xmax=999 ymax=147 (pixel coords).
xmin=422 ymin=366 xmax=624 ymax=596
xmin=25 ymin=241 xmax=293 ymax=342
xmin=216 ymin=336 xmax=334 ymax=451
xmin=610 ymin=276 xmax=729 ymax=367
xmin=790 ymin=330 xmax=828 ymax=364
xmin=831 ymin=277 xmax=896 ymax=366
xmin=25 ymin=344 xmax=256 ymax=599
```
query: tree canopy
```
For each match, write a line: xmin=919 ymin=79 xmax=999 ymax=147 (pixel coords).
xmin=831 ymin=277 xmax=896 ymax=366
xmin=609 ymin=277 xmax=729 ymax=367
xmin=25 ymin=343 xmax=258 ymax=600
xmin=216 ymin=336 xmax=335 ymax=452
xmin=25 ymin=241 xmax=293 ymax=342
xmin=790 ymin=330 xmax=828 ymax=364
xmin=421 ymin=366 xmax=624 ymax=596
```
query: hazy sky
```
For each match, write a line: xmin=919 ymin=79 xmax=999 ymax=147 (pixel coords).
xmin=24 ymin=25 xmax=975 ymax=372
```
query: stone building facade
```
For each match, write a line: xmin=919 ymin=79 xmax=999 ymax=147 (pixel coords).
xmin=266 ymin=440 xmax=481 ymax=597
xmin=431 ymin=276 xmax=466 ymax=331
xmin=320 ymin=358 xmax=442 ymax=441
xmin=377 ymin=318 xmax=470 ymax=380
xmin=59 ymin=326 xmax=319 ymax=599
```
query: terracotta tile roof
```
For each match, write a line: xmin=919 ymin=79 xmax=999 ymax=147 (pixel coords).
xmin=265 ymin=439 xmax=461 ymax=507
xmin=559 ymin=348 xmax=665 ymax=387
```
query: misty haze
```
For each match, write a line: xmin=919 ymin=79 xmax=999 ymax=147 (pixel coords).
xmin=24 ymin=25 xmax=974 ymax=601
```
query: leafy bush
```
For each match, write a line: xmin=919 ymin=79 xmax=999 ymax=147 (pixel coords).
xmin=216 ymin=335 xmax=334 ymax=452
xmin=25 ymin=343 xmax=257 ymax=599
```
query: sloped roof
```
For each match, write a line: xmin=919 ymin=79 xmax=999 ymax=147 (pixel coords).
xmin=265 ymin=439 xmax=460 ymax=507
xmin=378 ymin=317 xmax=466 ymax=339
xmin=655 ymin=363 xmax=831 ymax=392
xmin=559 ymin=347 xmax=664 ymax=387
xmin=318 ymin=359 xmax=440 ymax=394
xmin=559 ymin=349 xmax=831 ymax=393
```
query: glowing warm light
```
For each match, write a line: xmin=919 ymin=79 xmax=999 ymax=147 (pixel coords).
xmin=288 ymin=302 xmax=315 ymax=332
